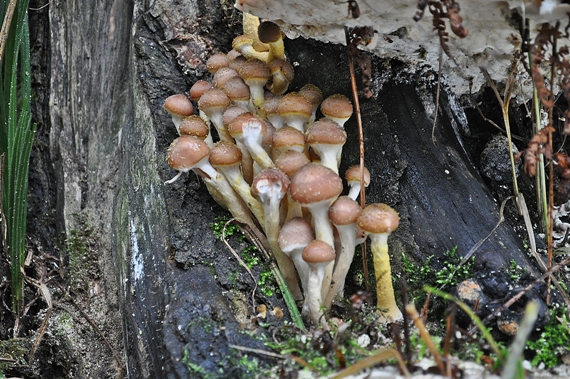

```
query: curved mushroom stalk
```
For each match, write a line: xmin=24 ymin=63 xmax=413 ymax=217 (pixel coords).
xmin=302 ymin=240 xmax=335 ymax=328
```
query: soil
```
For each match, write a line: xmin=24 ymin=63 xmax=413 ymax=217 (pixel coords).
xmin=1 ymin=1 xmax=569 ymax=378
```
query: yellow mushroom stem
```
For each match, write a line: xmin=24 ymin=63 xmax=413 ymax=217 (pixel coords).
xmin=369 ymin=232 xmax=403 ymax=323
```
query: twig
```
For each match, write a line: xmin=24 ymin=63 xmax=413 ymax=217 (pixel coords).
xmin=0 ymin=0 xmax=17 ymax=64
xmin=24 ymin=275 xmax=51 ymax=361
xmin=432 ymin=47 xmax=443 ymax=143
xmin=405 ymin=303 xmax=445 ymax=373
xmin=330 ymin=348 xmax=410 ymax=379
xmin=345 ymin=26 xmax=370 ymax=293
xmin=221 ymin=219 xmax=258 ymax=314
xmin=229 ymin=344 xmax=286 ymax=359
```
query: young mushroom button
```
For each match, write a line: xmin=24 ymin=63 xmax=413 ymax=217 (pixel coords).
xmin=164 ymin=94 xmax=194 ymax=134
xmin=357 ymin=203 xmax=403 ymax=323
xmin=302 ymin=240 xmax=335 ymax=327
xmin=345 ymin=165 xmax=371 ymax=201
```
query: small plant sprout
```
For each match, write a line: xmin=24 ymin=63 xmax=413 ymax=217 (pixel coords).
xmin=164 ymin=94 xmax=195 ymax=133
xmin=302 ymin=239 xmax=336 ymax=327
xmin=357 ymin=203 xmax=402 ymax=323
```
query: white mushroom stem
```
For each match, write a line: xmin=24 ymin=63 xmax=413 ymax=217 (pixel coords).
xmin=323 ymin=223 xmax=357 ymax=307
xmin=241 ymin=120 xmax=274 ymax=169
xmin=347 ymin=183 xmax=362 ymax=201
xmin=304 ymin=200 xmax=335 ymax=296
xmin=305 ymin=263 xmax=328 ymax=327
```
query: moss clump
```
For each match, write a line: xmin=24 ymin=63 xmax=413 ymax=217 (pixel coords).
xmin=527 ymin=307 xmax=570 ymax=368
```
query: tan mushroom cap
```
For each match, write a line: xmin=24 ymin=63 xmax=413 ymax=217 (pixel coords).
xmin=345 ymin=165 xmax=371 ymax=186
xmin=228 ymin=112 xmax=267 ymax=137
xmin=179 ymin=115 xmax=209 ymax=139
xmin=321 ymin=94 xmax=353 ymax=123
xmin=268 ymin=59 xmax=294 ymax=82
xmin=223 ymin=76 xmax=250 ymax=103
xmin=164 ymin=94 xmax=194 ymax=117
xmin=239 ymin=58 xmax=271 ymax=85
xmin=275 ymin=150 xmax=310 ymax=178
xmin=251 ymin=167 xmax=290 ymax=199
xmin=302 ymin=239 xmax=335 ymax=264
xmin=197 ymin=88 xmax=231 ymax=117
xmin=222 ymin=106 xmax=249 ymax=128
xmin=290 ymin=163 xmax=343 ymax=205
xmin=212 ymin=67 xmax=240 ymax=89
xmin=206 ymin=53 xmax=230 ymax=74
xmin=166 ymin=135 xmax=210 ymax=171
xmin=278 ymin=217 xmax=315 ymax=252
xmin=278 ymin=92 xmax=313 ymax=120
xmin=306 ymin=119 xmax=347 ymax=145
xmin=264 ymin=95 xmax=282 ymax=117
xmin=209 ymin=141 xmax=242 ymax=167
xmin=272 ymin=126 xmax=305 ymax=151
xmin=189 ymin=80 xmax=212 ymax=102
xmin=328 ymin=196 xmax=361 ymax=226
xmin=357 ymin=203 xmax=400 ymax=234
xmin=299 ymin=84 xmax=323 ymax=108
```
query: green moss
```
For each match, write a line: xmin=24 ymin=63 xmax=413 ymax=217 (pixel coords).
xmin=0 ymin=338 xmax=28 ymax=372
xmin=527 ymin=307 xmax=570 ymax=368
xmin=65 ymin=214 xmax=97 ymax=292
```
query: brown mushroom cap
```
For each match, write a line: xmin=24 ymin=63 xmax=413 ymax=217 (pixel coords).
xmin=223 ymin=76 xmax=251 ymax=103
xmin=222 ymin=106 xmax=249 ymax=128
xmin=179 ymin=115 xmax=209 ymax=139
xmin=198 ymin=88 xmax=231 ymax=118
xmin=257 ymin=21 xmax=282 ymax=44
xmin=289 ymin=163 xmax=343 ymax=205
xmin=320 ymin=94 xmax=353 ymax=123
xmin=251 ymin=167 xmax=290 ymax=200
xmin=164 ymin=94 xmax=194 ymax=117
xmin=278 ymin=217 xmax=315 ymax=253
xmin=299 ymin=84 xmax=323 ymax=109
xmin=272 ymin=126 xmax=305 ymax=152
xmin=357 ymin=203 xmax=400 ymax=234
xmin=328 ymin=196 xmax=361 ymax=226
xmin=345 ymin=165 xmax=371 ymax=186
xmin=212 ymin=67 xmax=240 ymax=89
xmin=166 ymin=135 xmax=210 ymax=172
xmin=278 ymin=92 xmax=313 ymax=122
xmin=209 ymin=141 xmax=242 ymax=167
xmin=275 ymin=150 xmax=310 ymax=178
xmin=305 ymin=118 xmax=347 ymax=145
xmin=302 ymin=239 xmax=335 ymax=264
xmin=239 ymin=59 xmax=271 ymax=86
xmin=268 ymin=59 xmax=294 ymax=82
xmin=189 ymin=80 xmax=213 ymax=102
xmin=206 ymin=53 xmax=230 ymax=74
xmin=228 ymin=112 xmax=267 ymax=137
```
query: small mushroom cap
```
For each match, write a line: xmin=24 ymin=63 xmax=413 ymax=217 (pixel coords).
xmin=222 ymin=106 xmax=249 ymax=128
xmin=198 ymin=88 xmax=231 ymax=117
xmin=179 ymin=115 xmax=209 ymax=139
xmin=321 ymin=94 xmax=353 ymax=122
xmin=357 ymin=203 xmax=400 ymax=234
xmin=251 ymin=167 xmax=290 ymax=200
xmin=206 ymin=53 xmax=230 ymax=74
xmin=305 ymin=118 xmax=347 ymax=145
xmin=212 ymin=67 xmax=240 ymax=89
xmin=272 ymin=126 xmax=305 ymax=151
xmin=257 ymin=21 xmax=282 ymax=44
xmin=290 ymin=163 xmax=343 ymax=205
xmin=264 ymin=95 xmax=283 ymax=117
xmin=209 ymin=141 xmax=242 ymax=167
xmin=302 ymin=239 xmax=335 ymax=264
xmin=299 ymin=84 xmax=323 ymax=108
xmin=164 ymin=94 xmax=194 ymax=117
xmin=268 ymin=59 xmax=294 ymax=82
xmin=345 ymin=165 xmax=371 ymax=186
xmin=228 ymin=112 xmax=267 ymax=137
xmin=239 ymin=59 xmax=271 ymax=85
xmin=223 ymin=76 xmax=251 ymax=102
xmin=275 ymin=150 xmax=310 ymax=178
xmin=328 ymin=196 xmax=361 ymax=226
xmin=278 ymin=92 xmax=313 ymax=119
xmin=189 ymin=80 xmax=213 ymax=102
xmin=166 ymin=135 xmax=210 ymax=172
xmin=278 ymin=217 xmax=315 ymax=253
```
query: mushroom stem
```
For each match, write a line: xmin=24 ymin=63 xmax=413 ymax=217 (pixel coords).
xmin=323 ymin=223 xmax=356 ymax=307
xmin=369 ymin=232 xmax=402 ymax=322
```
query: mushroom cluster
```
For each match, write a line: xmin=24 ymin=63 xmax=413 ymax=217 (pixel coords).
xmin=164 ymin=15 xmax=402 ymax=326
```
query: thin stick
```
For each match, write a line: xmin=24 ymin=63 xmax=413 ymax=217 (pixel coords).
xmin=406 ymin=303 xmax=445 ymax=373
xmin=345 ymin=26 xmax=369 ymax=293
xmin=0 ymin=0 xmax=18 ymax=64
xmin=229 ymin=344 xmax=286 ymax=359
xmin=431 ymin=47 xmax=443 ymax=143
